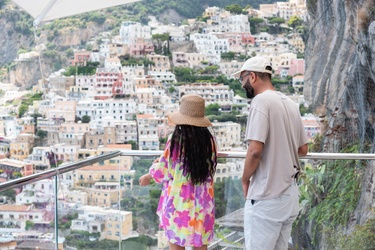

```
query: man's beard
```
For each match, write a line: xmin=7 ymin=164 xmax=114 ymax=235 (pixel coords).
xmin=243 ymin=79 xmax=255 ymax=99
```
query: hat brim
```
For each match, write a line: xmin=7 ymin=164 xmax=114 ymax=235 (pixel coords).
xmin=168 ymin=112 xmax=212 ymax=127
xmin=232 ymin=70 xmax=243 ymax=78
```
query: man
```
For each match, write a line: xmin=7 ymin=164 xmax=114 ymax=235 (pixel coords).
xmin=232 ymin=56 xmax=308 ymax=250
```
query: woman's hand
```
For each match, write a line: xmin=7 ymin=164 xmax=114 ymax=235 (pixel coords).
xmin=139 ymin=174 xmax=152 ymax=186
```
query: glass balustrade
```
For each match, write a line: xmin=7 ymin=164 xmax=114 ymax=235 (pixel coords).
xmin=0 ymin=151 xmax=373 ymax=250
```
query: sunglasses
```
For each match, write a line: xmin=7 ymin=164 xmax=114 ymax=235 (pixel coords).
xmin=238 ymin=72 xmax=251 ymax=84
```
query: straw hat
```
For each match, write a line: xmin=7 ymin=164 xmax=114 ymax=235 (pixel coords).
xmin=168 ymin=94 xmax=212 ymax=127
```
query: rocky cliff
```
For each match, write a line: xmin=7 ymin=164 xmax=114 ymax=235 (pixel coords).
xmin=302 ymin=0 xmax=375 ymax=248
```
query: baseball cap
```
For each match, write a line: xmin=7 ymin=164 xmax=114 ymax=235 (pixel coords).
xmin=232 ymin=56 xmax=273 ymax=78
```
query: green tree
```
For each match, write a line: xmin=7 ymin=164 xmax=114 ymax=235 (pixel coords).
xmin=25 ymin=221 xmax=34 ymax=230
xmin=205 ymin=103 xmax=220 ymax=116
xmin=81 ymin=115 xmax=91 ymax=123
xmin=174 ymin=67 xmax=196 ymax=83
xmin=225 ymin=4 xmax=243 ymax=14
xmin=249 ymin=17 xmax=264 ymax=34
xmin=288 ymin=16 xmax=303 ymax=29
xmin=221 ymin=52 xmax=236 ymax=61
xmin=36 ymin=130 xmax=48 ymax=138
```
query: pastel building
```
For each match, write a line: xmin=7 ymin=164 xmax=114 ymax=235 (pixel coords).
xmin=114 ymin=120 xmax=138 ymax=144
xmin=212 ymin=121 xmax=242 ymax=151
xmin=120 ymin=21 xmax=152 ymax=45
xmin=70 ymin=205 xmax=134 ymax=241
xmin=215 ymin=159 xmax=244 ymax=182
xmin=136 ymin=114 xmax=160 ymax=150
xmin=16 ymin=179 xmax=54 ymax=205
xmin=95 ymin=68 xmax=123 ymax=100
xmin=0 ymin=158 xmax=34 ymax=177
xmin=0 ymin=204 xmax=53 ymax=230
xmin=9 ymin=134 xmax=34 ymax=161
xmin=178 ymin=83 xmax=234 ymax=105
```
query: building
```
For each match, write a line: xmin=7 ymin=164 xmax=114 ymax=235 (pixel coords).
xmin=9 ymin=134 xmax=34 ymax=161
xmin=70 ymin=205 xmax=135 ymax=241
xmin=120 ymin=21 xmax=152 ymax=45
xmin=0 ymin=204 xmax=53 ymax=230
xmin=0 ymin=158 xmax=34 ymax=178
xmin=136 ymin=114 xmax=160 ymax=150
xmin=16 ymin=179 xmax=54 ymax=205
xmin=212 ymin=121 xmax=242 ymax=151
xmin=178 ymin=83 xmax=234 ymax=105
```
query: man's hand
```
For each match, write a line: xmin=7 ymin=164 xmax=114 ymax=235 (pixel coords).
xmin=242 ymin=179 xmax=250 ymax=198
xmin=139 ymin=174 xmax=152 ymax=186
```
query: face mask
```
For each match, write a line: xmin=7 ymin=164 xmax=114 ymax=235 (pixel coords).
xmin=243 ymin=79 xmax=255 ymax=99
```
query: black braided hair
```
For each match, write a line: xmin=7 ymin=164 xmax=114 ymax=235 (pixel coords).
xmin=170 ymin=125 xmax=217 ymax=185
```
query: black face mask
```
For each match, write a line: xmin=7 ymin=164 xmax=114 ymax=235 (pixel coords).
xmin=243 ymin=79 xmax=255 ymax=99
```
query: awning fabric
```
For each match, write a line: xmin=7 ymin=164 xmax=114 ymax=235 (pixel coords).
xmin=12 ymin=0 xmax=141 ymax=26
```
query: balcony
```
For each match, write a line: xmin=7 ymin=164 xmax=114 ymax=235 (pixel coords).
xmin=0 ymin=150 xmax=373 ymax=249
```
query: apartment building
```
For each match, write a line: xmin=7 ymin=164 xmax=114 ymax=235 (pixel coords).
xmin=109 ymin=42 xmax=129 ymax=58
xmin=49 ymin=76 xmax=75 ymax=97
xmin=212 ymin=121 xmax=242 ymax=151
xmin=58 ymin=121 xmax=89 ymax=147
xmin=178 ymin=83 xmax=234 ymax=105
xmin=219 ymin=60 xmax=243 ymax=77
xmin=16 ymin=179 xmax=53 ymax=205
xmin=114 ymin=120 xmax=138 ymax=143
xmin=9 ymin=134 xmax=34 ymax=161
xmin=50 ymin=143 xmax=80 ymax=163
xmin=146 ymin=54 xmax=171 ymax=72
xmin=147 ymin=71 xmax=177 ymax=85
xmin=74 ymin=165 xmax=133 ymax=189
xmin=104 ymin=57 xmax=122 ymax=70
xmin=95 ymin=68 xmax=123 ymax=100
xmin=46 ymin=100 xmax=77 ymax=123
xmin=120 ymin=21 xmax=152 ymax=45
xmin=302 ymin=114 xmax=321 ymax=141
xmin=85 ymin=127 xmax=116 ymax=149
xmin=0 ymin=158 xmax=34 ymax=177
xmin=129 ymin=38 xmax=154 ymax=57
xmin=136 ymin=114 xmax=160 ymax=150
xmin=171 ymin=52 xmax=208 ymax=68
xmin=0 ymin=115 xmax=18 ymax=139
xmin=70 ymin=205 xmax=134 ymax=241
xmin=215 ymin=159 xmax=244 ymax=182
xmin=25 ymin=146 xmax=52 ymax=171
xmin=75 ymin=75 xmax=96 ymax=99
xmin=0 ymin=204 xmax=52 ymax=231
xmin=72 ymin=51 xmax=91 ymax=66
xmin=76 ymin=99 xmax=138 ymax=126
xmin=190 ymin=33 xmax=229 ymax=62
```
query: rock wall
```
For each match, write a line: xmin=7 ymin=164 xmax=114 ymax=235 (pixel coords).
xmin=304 ymin=0 xmax=375 ymax=151
xmin=302 ymin=0 xmax=375 ymax=248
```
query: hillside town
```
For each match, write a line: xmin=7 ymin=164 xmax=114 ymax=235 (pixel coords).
xmin=0 ymin=0 xmax=322 ymax=249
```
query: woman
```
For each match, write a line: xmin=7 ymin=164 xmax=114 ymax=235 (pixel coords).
xmin=139 ymin=94 xmax=218 ymax=250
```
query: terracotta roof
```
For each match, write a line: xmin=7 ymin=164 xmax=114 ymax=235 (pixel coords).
xmin=0 ymin=204 xmax=30 ymax=212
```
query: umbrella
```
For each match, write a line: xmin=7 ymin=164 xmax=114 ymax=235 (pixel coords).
xmin=12 ymin=0 xmax=142 ymax=27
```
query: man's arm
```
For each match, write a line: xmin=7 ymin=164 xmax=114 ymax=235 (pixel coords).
xmin=242 ymin=140 xmax=263 ymax=198
xmin=298 ymin=143 xmax=308 ymax=156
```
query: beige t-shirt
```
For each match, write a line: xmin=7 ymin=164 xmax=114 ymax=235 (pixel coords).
xmin=244 ymin=90 xmax=308 ymax=200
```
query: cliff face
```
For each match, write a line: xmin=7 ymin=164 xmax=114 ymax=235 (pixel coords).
xmin=304 ymin=0 xmax=375 ymax=151
xmin=303 ymin=0 xmax=375 ymax=248
xmin=0 ymin=7 xmax=112 ymax=89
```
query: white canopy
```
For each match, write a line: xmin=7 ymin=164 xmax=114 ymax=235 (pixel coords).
xmin=12 ymin=0 xmax=141 ymax=26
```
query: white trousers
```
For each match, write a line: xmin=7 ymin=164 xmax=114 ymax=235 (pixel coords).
xmin=244 ymin=182 xmax=299 ymax=250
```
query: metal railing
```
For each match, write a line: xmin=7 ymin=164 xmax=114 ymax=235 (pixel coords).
xmin=1 ymin=150 xmax=374 ymax=192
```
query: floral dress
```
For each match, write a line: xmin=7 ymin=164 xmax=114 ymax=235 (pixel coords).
xmin=149 ymin=135 xmax=216 ymax=247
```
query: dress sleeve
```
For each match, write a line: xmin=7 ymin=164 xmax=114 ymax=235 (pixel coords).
xmin=149 ymin=137 xmax=172 ymax=183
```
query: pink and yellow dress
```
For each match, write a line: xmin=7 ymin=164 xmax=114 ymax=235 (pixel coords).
xmin=149 ymin=136 xmax=216 ymax=247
